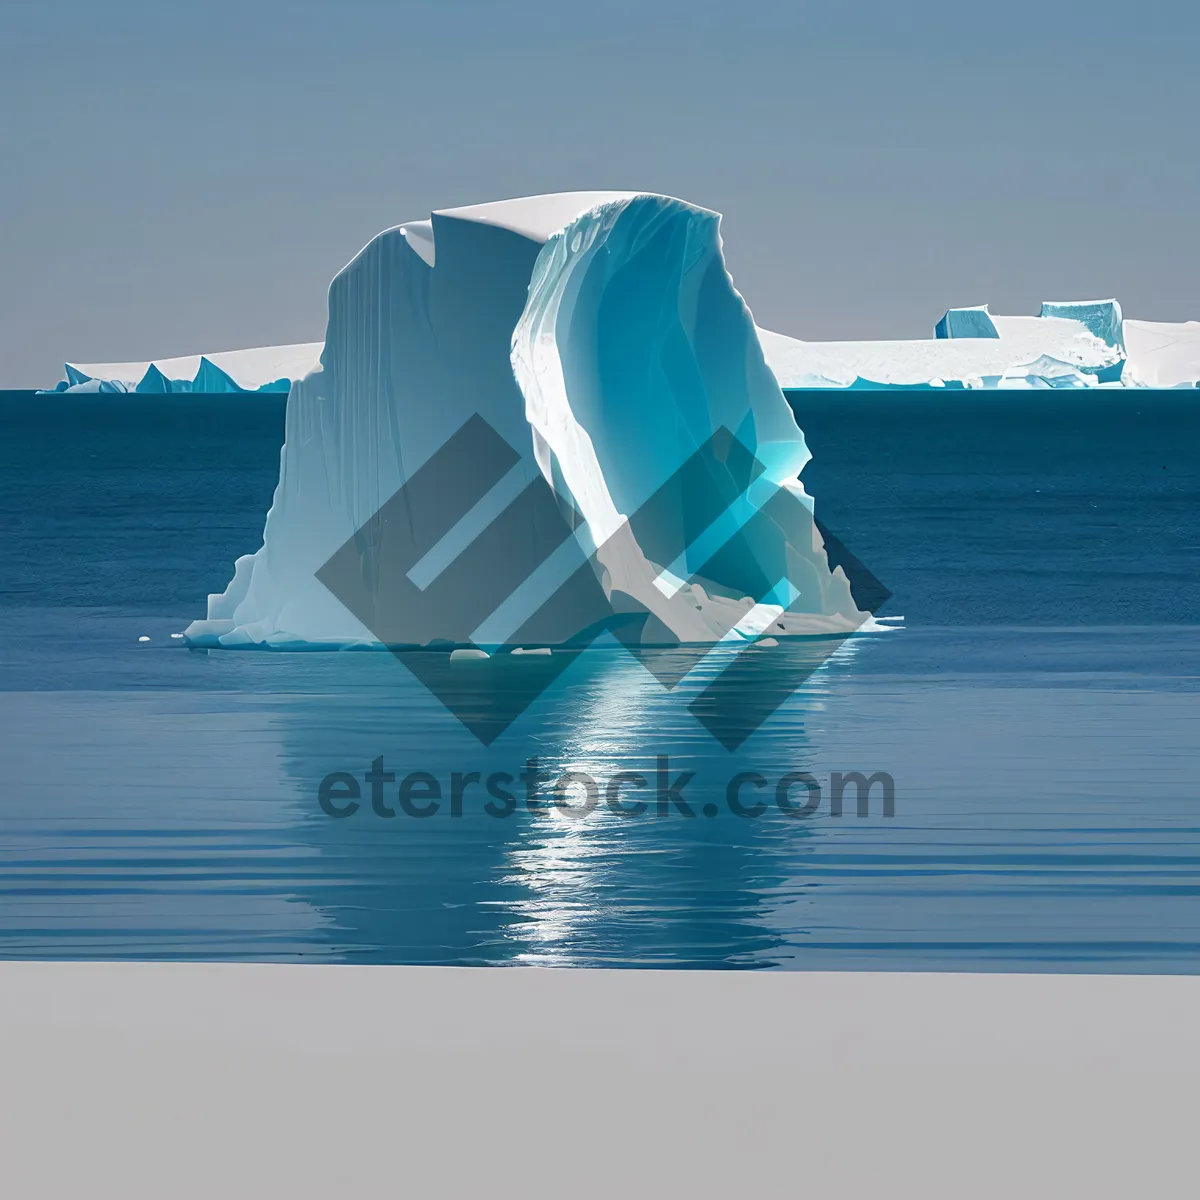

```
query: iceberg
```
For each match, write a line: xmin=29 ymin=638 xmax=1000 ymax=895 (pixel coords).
xmin=50 ymin=342 xmax=324 ymax=394
xmin=184 ymin=192 xmax=869 ymax=651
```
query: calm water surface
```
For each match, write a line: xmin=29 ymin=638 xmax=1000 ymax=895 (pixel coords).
xmin=1 ymin=391 xmax=1197 ymax=970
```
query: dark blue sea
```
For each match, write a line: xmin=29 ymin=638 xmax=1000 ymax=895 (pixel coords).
xmin=1 ymin=389 xmax=1197 ymax=970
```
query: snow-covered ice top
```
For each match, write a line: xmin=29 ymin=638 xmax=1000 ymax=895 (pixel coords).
xmin=398 ymin=193 xmax=640 ymax=267
xmin=185 ymin=191 xmax=869 ymax=651
xmin=433 ymin=192 xmax=641 ymax=243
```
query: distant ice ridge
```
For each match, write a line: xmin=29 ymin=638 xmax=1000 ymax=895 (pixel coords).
xmin=184 ymin=192 xmax=868 ymax=650
xmin=768 ymin=302 xmax=1123 ymax=391
xmin=766 ymin=299 xmax=1199 ymax=390
xmin=54 ymin=301 xmax=1198 ymax=395
xmin=47 ymin=343 xmax=323 ymax=394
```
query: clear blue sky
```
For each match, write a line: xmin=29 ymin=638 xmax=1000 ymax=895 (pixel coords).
xmin=1 ymin=0 xmax=1196 ymax=386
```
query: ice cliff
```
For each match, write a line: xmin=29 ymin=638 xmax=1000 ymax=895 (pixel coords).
xmin=1038 ymin=300 xmax=1124 ymax=351
xmin=184 ymin=192 xmax=868 ymax=650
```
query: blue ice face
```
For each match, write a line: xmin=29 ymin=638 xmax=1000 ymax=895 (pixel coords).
xmin=526 ymin=195 xmax=820 ymax=606
xmin=934 ymin=305 xmax=1000 ymax=339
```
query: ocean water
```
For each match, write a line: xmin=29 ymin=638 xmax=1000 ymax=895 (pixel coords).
xmin=0 ymin=389 xmax=1197 ymax=970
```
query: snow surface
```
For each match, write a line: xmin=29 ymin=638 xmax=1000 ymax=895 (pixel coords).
xmin=185 ymin=192 xmax=866 ymax=650
xmin=436 ymin=191 xmax=639 ymax=243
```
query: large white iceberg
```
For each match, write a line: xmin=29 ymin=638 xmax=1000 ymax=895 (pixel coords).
xmin=184 ymin=192 xmax=868 ymax=650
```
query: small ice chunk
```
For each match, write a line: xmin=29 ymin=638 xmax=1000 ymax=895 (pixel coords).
xmin=137 ymin=635 xmax=151 ymax=642
xmin=757 ymin=637 xmax=779 ymax=647
xmin=512 ymin=646 xmax=552 ymax=656
xmin=170 ymin=633 xmax=184 ymax=639
xmin=450 ymin=647 xmax=489 ymax=662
